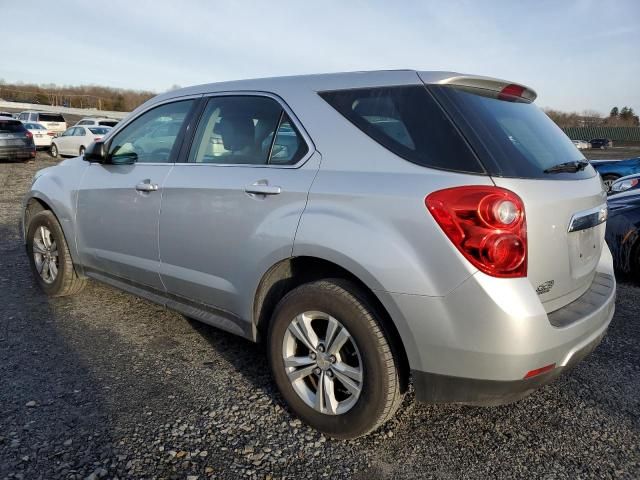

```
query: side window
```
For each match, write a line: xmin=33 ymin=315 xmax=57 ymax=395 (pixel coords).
xmin=75 ymin=127 xmax=86 ymax=136
xmin=62 ymin=128 xmax=75 ymax=137
xmin=19 ymin=113 xmax=27 ymax=121
xmin=188 ymin=96 xmax=306 ymax=165
xmin=108 ymin=100 xmax=193 ymax=164
xmin=78 ymin=120 xmax=88 ymax=125
xmin=30 ymin=113 xmax=37 ymax=121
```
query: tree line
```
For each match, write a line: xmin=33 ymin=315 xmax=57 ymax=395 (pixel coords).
xmin=545 ymin=106 xmax=639 ymax=129
xmin=0 ymin=80 xmax=155 ymax=112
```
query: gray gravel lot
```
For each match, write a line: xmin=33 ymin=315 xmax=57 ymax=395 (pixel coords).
xmin=1 ymin=153 xmax=639 ymax=480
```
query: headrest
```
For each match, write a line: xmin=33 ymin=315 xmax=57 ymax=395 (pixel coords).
xmin=217 ymin=115 xmax=255 ymax=151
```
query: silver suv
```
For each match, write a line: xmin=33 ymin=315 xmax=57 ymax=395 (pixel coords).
xmin=23 ymin=71 xmax=616 ymax=438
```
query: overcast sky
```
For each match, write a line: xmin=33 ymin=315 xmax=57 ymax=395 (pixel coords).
xmin=1 ymin=0 xmax=638 ymax=114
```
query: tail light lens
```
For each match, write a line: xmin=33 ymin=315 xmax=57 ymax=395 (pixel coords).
xmin=25 ymin=131 xmax=33 ymax=139
xmin=94 ymin=137 xmax=102 ymax=142
xmin=425 ymin=186 xmax=527 ymax=278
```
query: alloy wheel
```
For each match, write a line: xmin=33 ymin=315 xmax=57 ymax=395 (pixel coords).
xmin=32 ymin=226 xmax=59 ymax=284
xmin=282 ymin=311 xmax=363 ymax=415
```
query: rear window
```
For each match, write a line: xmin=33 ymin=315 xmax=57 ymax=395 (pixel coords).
xmin=88 ymin=127 xmax=111 ymax=135
xmin=0 ymin=120 xmax=26 ymax=133
xmin=319 ymin=86 xmax=484 ymax=174
xmin=39 ymin=113 xmax=65 ymax=122
xmin=98 ymin=120 xmax=118 ymax=127
xmin=429 ymin=85 xmax=595 ymax=180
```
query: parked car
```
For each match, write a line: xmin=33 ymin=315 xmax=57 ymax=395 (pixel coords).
xmin=0 ymin=111 xmax=16 ymax=118
xmin=50 ymin=126 xmax=111 ymax=158
xmin=589 ymin=138 xmax=613 ymax=149
xmin=611 ymin=173 xmax=640 ymax=194
xmin=22 ymin=70 xmax=615 ymax=439
xmin=75 ymin=117 xmax=119 ymax=128
xmin=606 ymin=189 xmax=640 ymax=279
xmin=17 ymin=111 xmax=67 ymax=135
xmin=0 ymin=117 xmax=36 ymax=161
xmin=22 ymin=122 xmax=53 ymax=149
xmin=591 ymin=157 xmax=640 ymax=191
xmin=572 ymin=139 xmax=590 ymax=150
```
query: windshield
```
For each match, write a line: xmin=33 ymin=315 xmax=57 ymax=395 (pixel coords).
xmin=429 ymin=85 xmax=595 ymax=180
xmin=98 ymin=120 xmax=118 ymax=127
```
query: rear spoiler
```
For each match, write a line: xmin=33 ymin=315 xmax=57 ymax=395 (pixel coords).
xmin=436 ymin=75 xmax=537 ymax=103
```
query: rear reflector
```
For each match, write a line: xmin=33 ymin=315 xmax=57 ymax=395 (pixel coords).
xmin=524 ymin=363 xmax=555 ymax=379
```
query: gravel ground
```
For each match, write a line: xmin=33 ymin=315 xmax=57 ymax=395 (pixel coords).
xmin=1 ymin=153 xmax=639 ymax=480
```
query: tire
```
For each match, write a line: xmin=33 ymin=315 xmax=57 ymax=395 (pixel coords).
xmin=50 ymin=143 xmax=58 ymax=158
xmin=267 ymin=279 xmax=404 ymax=439
xmin=26 ymin=210 xmax=86 ymax=297
xmin=602 ymin=174 xmax=619 ymax=192
xmin=79 ymin=146 xmax=85 ymax=156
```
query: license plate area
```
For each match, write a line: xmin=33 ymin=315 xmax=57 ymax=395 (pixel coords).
xmin=568 ymin=223 xmax=604 ymax=279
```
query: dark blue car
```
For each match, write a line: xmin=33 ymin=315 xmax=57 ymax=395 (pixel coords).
xmin=606 ymin=189 xmax=640 ymax=278
xmin=591 ymin=157 xmax=640 ymax=191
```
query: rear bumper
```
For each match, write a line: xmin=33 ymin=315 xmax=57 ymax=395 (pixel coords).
xmin=377 ymin=245 xmax=616 ymax=405
xmin=0 ymin=146 xmax=35 ymax=160
xmin=411 ymin=319 xmax=608 ymax=405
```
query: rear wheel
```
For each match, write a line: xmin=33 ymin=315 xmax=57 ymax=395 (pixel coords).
xmin=267 ymin=279 xmax=404 ymax=439
xmin=79 ymin=146 xmax=85 ymax=156
xmin=602 ymin=174 xmax=619 ymax=192
xmin=50 ymin=143 xmax=58 ymax=158
xmin=26 ymin=210 xmax=86 ymax=296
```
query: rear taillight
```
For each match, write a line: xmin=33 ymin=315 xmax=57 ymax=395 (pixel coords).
xmin=25 ymin=131 xmax=33 ymax=139
xmin=425 ymin=186 xmax=527 ymax=278
xmin=94 ymin=137 xmax=102 ymax=142
xmin=48 ymin=132 xmax=55 ymax=136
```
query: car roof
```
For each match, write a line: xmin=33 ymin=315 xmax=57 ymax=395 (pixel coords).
xmin=145 ymin=69 xmax=536 ymax=109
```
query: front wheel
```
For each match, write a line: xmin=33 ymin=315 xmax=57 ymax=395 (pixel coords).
xmin=79 ymin=146 xmax=85 ymax=156
xmin=268 ymin=279 xmax=405 ymax=439
xmin=50 ymin=143 xmax=58 ymax=158
xmin=602 ymin=174 xmax=619 ymax=192
xmin=26 ymin=210 xmax=86 ymax=296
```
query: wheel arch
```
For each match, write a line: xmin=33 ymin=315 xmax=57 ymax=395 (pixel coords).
xmin=23 ymin=192 xmax=84 ymax=276
xmin=253 ymin=255 xmax=410 ymax=390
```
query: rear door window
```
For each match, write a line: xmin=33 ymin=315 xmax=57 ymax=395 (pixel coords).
xmin=428 ymin=85 xmax=595 ymax=180
xmin=188 ymin=96 xmax=308 ymax=165
xmin=319 ymin=86 xmax=484 ymax=173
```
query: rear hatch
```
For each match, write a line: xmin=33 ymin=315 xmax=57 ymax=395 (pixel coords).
xmin=424 ymin=75 xmax=607 ymax=312
xmin=38 ymin=113 xmax=67 ymax=133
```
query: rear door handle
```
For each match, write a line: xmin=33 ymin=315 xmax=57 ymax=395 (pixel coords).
xmin=136 ymin=181 xmax=159 ymax=192
xmin=245 ymin=183 xmax=281 ymax=195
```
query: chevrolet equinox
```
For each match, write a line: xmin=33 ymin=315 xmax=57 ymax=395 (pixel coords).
xmin=23 ymin=71 xmax=616 ymax=438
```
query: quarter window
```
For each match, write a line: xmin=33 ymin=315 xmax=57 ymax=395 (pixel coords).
xmin=189 ymin=96 xmax=308 ymax=165
xmin=108 ymin=100 xmax=193 ymax=164
xmin=320 ymin=86 xmax=484 ymax=173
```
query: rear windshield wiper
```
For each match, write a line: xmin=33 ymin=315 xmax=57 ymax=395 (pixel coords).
xmin=543 ymin=160 xmax=589 ymax=174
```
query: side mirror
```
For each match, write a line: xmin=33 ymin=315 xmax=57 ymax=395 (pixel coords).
xmin=83 ymin=141 xmax=108 ymax=163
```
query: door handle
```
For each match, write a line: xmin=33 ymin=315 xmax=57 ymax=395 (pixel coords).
xmin=136 ymin=181 xmax=159 ymax=192
xmin=245 ymin=183 xmax=281 ymax=195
